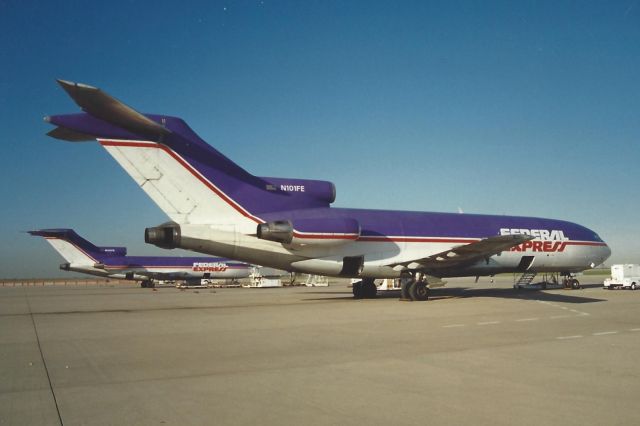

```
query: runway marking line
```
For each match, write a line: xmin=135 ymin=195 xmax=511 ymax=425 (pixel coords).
xmin=630 ymin=328 xmax=640 ymax=332
xmin=477 ymin=321 xmax=500 ymax=325
xmin=593 ymin=331 xmax=618 ymax=336
xmin=534 ymin=300 xmax=590 ymax=317
xmin=557 ymin=335 xmax=583 ymax=340
xmin=516 ymin=317 xmax=539 ymax=322
xmin=442 ymin=324 xmax=466 ymax=328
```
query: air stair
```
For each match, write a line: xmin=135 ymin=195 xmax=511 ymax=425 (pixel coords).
xmin=513 ymin=272 xmax=538 ymax=289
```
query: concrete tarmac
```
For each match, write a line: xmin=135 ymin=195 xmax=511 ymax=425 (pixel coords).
xmin=2 ymin=275 xmax=639 ymax=425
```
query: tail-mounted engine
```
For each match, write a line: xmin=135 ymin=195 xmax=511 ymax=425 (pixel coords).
xmin=145 ymin=222 xmax=181 ymax=249
xmin=257 ymin=217 xmax=360 ymax=246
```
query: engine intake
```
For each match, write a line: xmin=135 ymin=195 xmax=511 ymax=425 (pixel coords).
xmin=145 ymin=222 xmax=181 ymax=249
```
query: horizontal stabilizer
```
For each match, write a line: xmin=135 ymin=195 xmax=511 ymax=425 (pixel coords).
xmin=56 ymin=79 xmax=170 ymax=139
xmin=46 ymin=126 xmax=96 ymax=142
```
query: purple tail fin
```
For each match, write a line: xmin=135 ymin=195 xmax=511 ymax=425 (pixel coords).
xmin=45 ymin=80 xmax=336 ymax=226
xmin=29 ymin=229 xmax=127 ymax=259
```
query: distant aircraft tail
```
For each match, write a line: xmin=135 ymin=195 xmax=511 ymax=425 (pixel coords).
xmin=45 ymin=80 xmax=337 ymax=231
xmin=28 ymin=229 xmax=126 ymax=265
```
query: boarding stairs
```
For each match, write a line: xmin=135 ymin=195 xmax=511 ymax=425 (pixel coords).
xmin=514 ymin=272 xmax=537 ymax=288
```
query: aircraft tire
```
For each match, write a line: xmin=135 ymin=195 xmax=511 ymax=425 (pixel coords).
xmin=409 ymin=281 xmax=429 ymax=301
xmin=362 ymin=279 xmax=377 ymax=298
xmin=141 ymin=281 xmax=147 ymax=288
xmin=571 ymin=279 xmax=580 ymax=289
xmin=352 ymin=281 xmax=364 ymax=299
xmin=631 ymin=283 xmax=636 ymax=291
xmin=400 ymin=279 xmax=413 ymax=300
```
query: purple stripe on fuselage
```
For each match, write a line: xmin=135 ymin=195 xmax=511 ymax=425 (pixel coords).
xmin=100 ymin=256 xmax=249 ymax=269
xmin=259 ymin=208 xmax=603 ymax=243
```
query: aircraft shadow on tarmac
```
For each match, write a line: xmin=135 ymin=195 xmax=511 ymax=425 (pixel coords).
xmin=303 ymin=286 xmax=606 ymax=304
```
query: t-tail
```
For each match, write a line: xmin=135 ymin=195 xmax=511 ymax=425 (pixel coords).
xmin=28 ymin=229 xmax=126 ymax=270
xmin=45 ymin=80 xmax=337 ymax=236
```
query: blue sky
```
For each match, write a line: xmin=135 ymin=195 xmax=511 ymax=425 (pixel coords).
xmin=1 ymin=0 xmax=639 ymax=278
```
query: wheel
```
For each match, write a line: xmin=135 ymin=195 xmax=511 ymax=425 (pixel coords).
xmin=400 ymin=279 xmax=413 ymax=300
xmin=141 ymin=281 xmax=149 ymax=288
xmin=361 ymin=279 xmax=377 ymax=298
xmin=631 ymin=283 xmax=636 ymax=291
xmin=352 ymin=281 xmax=363 ymax=299
xmin=409 ymin=281 xmax=429 ymax=301
xmin=571 ymin=279 xmax=580 ymax=289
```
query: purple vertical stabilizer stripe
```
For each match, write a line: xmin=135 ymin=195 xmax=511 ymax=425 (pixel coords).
xmin=151 ymin=116 xmax=334 ymax=214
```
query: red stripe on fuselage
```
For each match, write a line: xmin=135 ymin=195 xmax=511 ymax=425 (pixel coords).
xmin=292 ymin=231 xmax=360 ymax=240
xmin=359 ymin=236 xmax=479 ymax=243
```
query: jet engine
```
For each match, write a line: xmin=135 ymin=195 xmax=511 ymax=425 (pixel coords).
xmin=257 ymin=217 xmax=360 ymax=246
xmin=145 ymin=222 xmax=181 ymax=249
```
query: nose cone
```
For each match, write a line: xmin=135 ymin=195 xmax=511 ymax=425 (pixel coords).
xmin=600 ymin=242 xmax=612 ymax=265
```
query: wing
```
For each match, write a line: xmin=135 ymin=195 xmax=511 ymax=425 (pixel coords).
xmin=391 ymin=235 xmax=533 ymax=272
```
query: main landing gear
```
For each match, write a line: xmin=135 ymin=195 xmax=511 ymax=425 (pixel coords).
xmin=352 ymin=275 xmax=431 ymax=301
xmin=352 ymin=278 xmax=377 ymax=299
xmin=400 ymin=275 xmax=429 ymax=301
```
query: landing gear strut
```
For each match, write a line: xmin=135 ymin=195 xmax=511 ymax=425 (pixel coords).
xmin=352 ymin=278 xmax=377 ymax=299
xmin=562 ymin=274 xmax=581 ymax=290
xmin=401 ymin=274 xmax=430 ymax=301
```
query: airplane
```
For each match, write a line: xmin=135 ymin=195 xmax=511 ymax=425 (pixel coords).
xmin=29 ymin=228 xmax=253 ymax=287
xmin=44 ymin=80 xmax=611 ymax=301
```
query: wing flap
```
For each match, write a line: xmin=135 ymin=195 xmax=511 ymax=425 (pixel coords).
xmin=392 ymin=235 xmax=533 ymax=272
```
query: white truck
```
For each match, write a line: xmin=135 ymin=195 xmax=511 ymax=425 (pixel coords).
xmin=604 ymin=264 xmax=640 ymax=290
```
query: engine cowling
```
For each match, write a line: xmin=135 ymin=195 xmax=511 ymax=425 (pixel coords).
xmin=257 ymin=218 xmax=360 ymax=246
xmin=257 ymin=220 xmax=294 ymax=244
xmin=145 ymin=222 xmax=181 ymax=249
